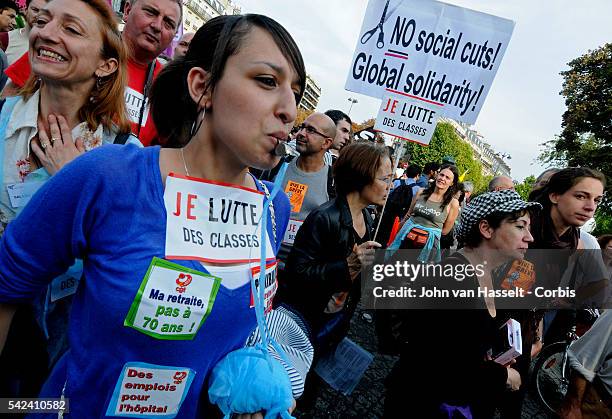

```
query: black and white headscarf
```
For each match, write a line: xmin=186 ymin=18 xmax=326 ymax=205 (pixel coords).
xmin=456 ymin=189 xmax=542 ymax=241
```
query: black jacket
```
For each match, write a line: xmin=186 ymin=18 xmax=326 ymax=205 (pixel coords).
xmin=280 ymin=195 xmax=373 ymax=332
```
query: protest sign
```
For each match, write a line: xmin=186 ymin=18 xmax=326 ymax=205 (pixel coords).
xmin=164 ymin=174 xmax=275 ymax=264
xmin=374 ymin=92 xmax=440 ymax=144
xmin=124 ymin=258 xmax=221 ymax=340
xmin=106 ymin=362 xmax=195 ymax=417
xmin=249 ymin=261 xmax=278 ymax=314
xmin=282 ymin=219 xmax=304 ymax=245
xmin=346 ymin=0 xmax=514 ymax=124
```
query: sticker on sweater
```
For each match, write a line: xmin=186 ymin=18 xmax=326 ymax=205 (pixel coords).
xmin=124 ymin=258 xmax=221 ymax=340
xmin=285 ymin=181 xmax=308 ymax=214
xmin=249 ymin=261 xmax=278 ymax=314
xmin=282 ymin=219 xmax=303 ymax=245
xmin=164 ymin=173 xmax=275 ymax=264
xmin=6 ymin=181 xmax=45 ymax=208
xmin=106 ymin=362 xmax=195 ymax=418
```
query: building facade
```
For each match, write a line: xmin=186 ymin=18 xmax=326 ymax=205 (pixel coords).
xmin=442 ymin=118 xmax=511 ymax=178
xmin=299 ymin=74 xmax=321 ymax=112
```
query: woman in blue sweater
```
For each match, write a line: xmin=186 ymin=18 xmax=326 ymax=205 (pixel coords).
xmin=0 ymin=14 xmax=304 ymax=418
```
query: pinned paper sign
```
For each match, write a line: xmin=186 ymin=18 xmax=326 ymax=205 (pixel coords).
xmin=374 ymin=92 xmax=440 ymax=145
xmin=164 ymin=174 xmax=275 ymax=264
xmin=106 ymin=362 xmax=195 ymax=418
xmin=346 ymin=0 xmax=514 ymax=124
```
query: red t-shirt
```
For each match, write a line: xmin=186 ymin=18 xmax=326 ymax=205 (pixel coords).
xmin=5 ymin=55 xmax=162 ymax=146
xmin=125 ymin=58 xmax=162 ymax=146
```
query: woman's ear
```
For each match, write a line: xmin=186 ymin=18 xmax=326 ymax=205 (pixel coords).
xmin=549 ymin=192 xmax=559 ymax=205
xmin=478 ymin=219 xmax=494 ymax=240
xmin=187 ymin=67 xmax=211 ymax=111
xmin=95 ymin=58 xmax=118 ymax=78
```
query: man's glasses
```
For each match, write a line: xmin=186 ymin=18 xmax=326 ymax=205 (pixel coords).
xmin=297 ymin=123 xmax=328 ymax=138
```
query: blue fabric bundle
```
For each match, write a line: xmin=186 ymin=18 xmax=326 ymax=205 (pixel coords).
xmin=208 ymin=163 xmax=295 ymax=418
xmin=208 ymin=346 xmax=294 ymax=419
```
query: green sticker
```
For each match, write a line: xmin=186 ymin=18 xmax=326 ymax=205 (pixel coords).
xmin=124 ymin=257 xmax=221 ymax=340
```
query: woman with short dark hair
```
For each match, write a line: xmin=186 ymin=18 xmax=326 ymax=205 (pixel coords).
xmin=384 ymin=189 xmax=541 ymax=418
xmin=281 ymin=142 xmax=392 ymax=353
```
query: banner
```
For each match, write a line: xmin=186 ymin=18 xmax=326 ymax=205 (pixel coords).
xmin=346 ymin=0 xmax=514 ymax=124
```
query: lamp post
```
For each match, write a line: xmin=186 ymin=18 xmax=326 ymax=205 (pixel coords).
xmin=347 ymin=98 xmax=358 ymax=116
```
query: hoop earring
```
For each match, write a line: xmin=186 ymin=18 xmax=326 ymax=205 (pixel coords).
xmin=188 ymin=93 xmax=207 ymax=140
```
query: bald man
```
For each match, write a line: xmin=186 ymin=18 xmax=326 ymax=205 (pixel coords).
xmin=272 ymin=113 xmax=336 ymax=266
xmin=489 ymin=175 xmax=515 ymax=192
xmin=173 ymin=32 xmax=194 ymax=60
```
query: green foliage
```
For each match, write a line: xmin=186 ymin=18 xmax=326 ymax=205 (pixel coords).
xmin=515 ymin=175 xmax=536 ymax=201
xmin=404 ymin=122 xmax=487 ymax=191
xmin=540 ymin=43 xmax=612 ymax=221
xmin=593 ymin=213 xmax=612 ymax=236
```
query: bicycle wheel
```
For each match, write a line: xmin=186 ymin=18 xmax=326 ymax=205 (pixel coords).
xmin=533 ymin=342 xmax=571 ymax=415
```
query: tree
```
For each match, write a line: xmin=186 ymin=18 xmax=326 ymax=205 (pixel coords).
xmin=352 ymin=118 xmax=375 ymax=133
xmin=294 ymin=108 xmax=313 ymax=127
xmin=404 ymin=122 xmax=488 ymax=192
xmin=515 ymin=175 xmax=536 ymax=201
xmin=540 ymin=43 xmax=612 ymax=226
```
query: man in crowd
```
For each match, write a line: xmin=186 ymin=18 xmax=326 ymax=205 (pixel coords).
xmin=0 ymin=0 xmax=16 ymax=33
xmin=2 ymin=0 xmax=181 ymax=146
xmin=323 ymin=109 xmax=351 ymax=166
xmin=416 ymin=162 xmax=440 ymax=188
xmin=1 ymin=0 xmax=46 ymax=65
xmin=392 ymin=165 xmax=421 ymax=196
xmin=122 ymin=0 xmax=182 ymax=145
xmin=173 ymin=32 xmax=194 ymax=60
xmin=488 ymin=175 xmax=514 ymax=191
xmin=273 ymin=112 xmax=336 ymax=267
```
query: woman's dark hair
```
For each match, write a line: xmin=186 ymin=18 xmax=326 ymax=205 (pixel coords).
xmin=150 ymin=14 xmax=306 ymax=147
xmin=528 ymin=167 xmax=606 ymax=248
xmin=334 ymin=142 xmax=390 ymax=196
xmin=421 ymin=164 xmax=459 ymax=209
xmin=463 ymin=209 xmax=528 ymax=248
xmin=597 ymin=234 xmax=612 ymax=250
xmin=529 ymin=167 xmax=606 ymax=207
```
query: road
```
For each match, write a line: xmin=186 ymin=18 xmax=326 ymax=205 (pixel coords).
xmin=295 ymin=305 xmax=554 ymax=419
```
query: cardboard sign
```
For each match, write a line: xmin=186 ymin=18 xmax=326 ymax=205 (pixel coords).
xmin=124 ymin=258 xmax=221 ymax=340
xmin=249 ymin=261 xmax=278 ymax=314
xmin=374 ymin=92 xmax=439 ymax=144
xmin=6 ymin=180 xmax=45 ymax=208
xmin=491 ymin=318 xmax=522 ymax=365
xmin=346 ymin=0 xmax=514 ymax=124
xmin=282 ymin=219 xmax=304 ymax=245
xmin=285 ymin=181 xmax=308 ymax=214
xmin=164 ymin=174 xmax=275 ymax=264
xmin=106 ymin=362 xmax=195 ymax=418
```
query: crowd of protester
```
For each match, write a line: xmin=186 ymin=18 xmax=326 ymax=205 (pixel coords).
xmin=0 ymin=0 xmax=609 ymax=417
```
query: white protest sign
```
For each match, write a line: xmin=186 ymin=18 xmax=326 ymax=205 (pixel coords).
xmin=164 ymin=174 xmax=275 ymax=264
xmin=106 ymin=362 xmax=195 ymax=417
xmin=282 ymin=219 xmax=303 ymax=245
xmin=374 ymin=92 xmax=440 ymax=145
xmin=345 ymin=0 xmax=515 ymax=124
xmin=6 ymin=180 xmax=45 ymax=209
xmin=249 ymin=261 xmax=278 ymax=314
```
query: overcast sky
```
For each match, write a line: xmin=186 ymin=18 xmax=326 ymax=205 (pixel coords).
xmin=236 ymin=0 xmax=611 ymax=181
